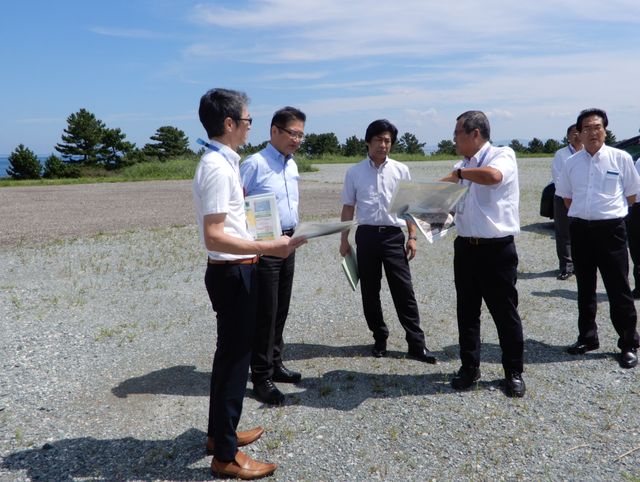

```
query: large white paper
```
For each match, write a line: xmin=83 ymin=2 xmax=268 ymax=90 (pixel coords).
xmin=244 ymin=193 xmax=282 ymax=241
xmin=291 ymin=220 xmax=355 ymax=240
xmin=389 ymin=181 xmax=467 ymax=243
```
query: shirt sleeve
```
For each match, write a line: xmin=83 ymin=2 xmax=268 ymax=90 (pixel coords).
xmin=486 ymin=147 xmax=516 ymax=185
xmin=239 ymin=155 xmax=258 ymax=194
xmin=200 ymin=161 xmax=231 ymax=215
xmin=341 ymin=167 xmax=356 ymax=206
xmin=555 ymin=158 xmax=572 ymax=199
xmin=551 ymin=149 xmax=563 ymax=185
xmin=621 ymin=153 xmax=640 ymax=197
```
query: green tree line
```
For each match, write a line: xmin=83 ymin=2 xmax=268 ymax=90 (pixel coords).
xmin=4 ymin=107 xmax=623 ymax=180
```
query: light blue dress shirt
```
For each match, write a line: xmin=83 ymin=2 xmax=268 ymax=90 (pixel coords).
xmin=240 ymin=143 xmax=300 ymax=231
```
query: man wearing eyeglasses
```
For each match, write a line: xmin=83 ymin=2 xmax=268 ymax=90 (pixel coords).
xmin=556 ymin=108 xmax=640 ymax=369
xmin=240 ymin=107 xmax=306 ymax=405
xmin=339 ymin=119 xmax=437 ymax=364
xmin=193 ymin=90 xmax=306 ymax=479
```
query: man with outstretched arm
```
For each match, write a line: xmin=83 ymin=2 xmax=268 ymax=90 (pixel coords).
xmin=193 ymin=88 xmax=306 ymax=480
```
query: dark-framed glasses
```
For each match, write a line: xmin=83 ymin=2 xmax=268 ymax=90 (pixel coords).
xmin=235 ymin=117 xmax=253 ymax=125
xmin=276 ymin=125 xmax=305 ymax=141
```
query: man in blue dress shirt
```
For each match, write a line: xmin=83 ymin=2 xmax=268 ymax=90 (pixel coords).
xmin=240 ymin=107 xmax=306 ymax=404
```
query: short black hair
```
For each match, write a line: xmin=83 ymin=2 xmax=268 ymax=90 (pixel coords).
xmin=576 ymin=108 xmax=608 ymax=132
xmin=271 ymin=106 xmax=306 ymax=128
xmin=456 ymin=111 xmax=490 ymax=140
xmin=365 ymin=119 xmax=398 ymax=144
xmin=566 ymin=124 xmax=577 ymax=136
xmin=199 ymin=88 xmax=249 ymax=138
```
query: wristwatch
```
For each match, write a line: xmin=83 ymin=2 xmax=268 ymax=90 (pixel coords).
xmin=408 ymin=235 xmax=418 ymax=241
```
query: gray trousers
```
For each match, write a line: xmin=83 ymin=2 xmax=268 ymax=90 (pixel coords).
xmin=553 ymin=195 xmax=573 ymax=273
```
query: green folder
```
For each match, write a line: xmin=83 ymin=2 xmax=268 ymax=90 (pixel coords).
xmin=341 ymin=246 xmax=359 ymax=291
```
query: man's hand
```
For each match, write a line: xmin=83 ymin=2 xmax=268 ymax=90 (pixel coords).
xmin=339 ymin=237 xmax=352 ymax=257
xmin=405 ymin=238 xmax=417 ymax=261
xmin=266 ymin=235 xmax=307 ymax=258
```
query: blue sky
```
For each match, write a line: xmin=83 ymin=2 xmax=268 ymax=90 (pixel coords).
xmin=1 ymin=0 xmax=639 ymax=155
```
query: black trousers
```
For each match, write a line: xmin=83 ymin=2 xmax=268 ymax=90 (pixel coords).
xmin=355 ymin=225 xmax=425 ymax=349
xmin=570 ymin=217 xmax=639 ymax=350
xmin=250 ymin=252 xmax=295 ymax=384
xmin=553 ymin=195 xmax=573 ymax=273
xmin=205 ymin=263 xmax=257 ymax=461
xmin=625 ymin=203 xmax=640 ymax=290
xmin=453 ymin=236 xmax=524 ymax=374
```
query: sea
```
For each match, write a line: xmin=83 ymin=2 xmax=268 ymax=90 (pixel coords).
xmin=0 ymin=155 xmax=50 ymax=178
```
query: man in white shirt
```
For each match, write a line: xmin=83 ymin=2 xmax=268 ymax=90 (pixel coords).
xmin=626 ymin=158 xmax=640 ymax=299
xmin=556 ymin=108 xmax=639 ymax=369
xmin=339 ymin=119 xmax=437 ymax=364
xmin=441 ymin=110 xmax=525 ymax=398
xmin=551 ymin=124 xmax=582 ymax=280
xmin=193 ymin=88 xmax=306 ymax=479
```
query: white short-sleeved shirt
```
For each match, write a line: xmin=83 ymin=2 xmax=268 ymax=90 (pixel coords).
xmin=556 ymin=144 xmax=640 ymax=220
xmin=192 ymin=140 xmax=254 ymax=261
xmin=551 ymin=144 xmax=579 ymax=186
xmin=453 ymin=142 xmax=520 ymax=238
xmin=341 ymin=157 xmax=409 ymax=227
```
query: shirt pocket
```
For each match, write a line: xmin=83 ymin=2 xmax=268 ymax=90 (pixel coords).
xmin=603 ymin=170 xmax=619 ymax=195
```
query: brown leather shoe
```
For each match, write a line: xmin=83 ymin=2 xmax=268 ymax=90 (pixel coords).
xmin=211 ymin=450 xmax=277 ymax=480
xmin=206 ymin=426 xmax=264 ymax=455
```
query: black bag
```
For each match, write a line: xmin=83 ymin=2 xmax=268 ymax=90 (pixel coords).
xmin=539 ymin=182 xmax=555 ymax=219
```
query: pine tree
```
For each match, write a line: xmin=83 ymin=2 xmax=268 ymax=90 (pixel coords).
xmin=7 ymin=144 xmax=41 ymax=179
xmin=55 ymin=108 xmax=106 ymax=164
xmin=143 ymin=126 xmax=190 ymax=160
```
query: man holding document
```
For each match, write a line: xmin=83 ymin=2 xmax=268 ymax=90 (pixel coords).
xmin=240 ymin=107 xmax=307 ymax=405
xmin=339 ymin=119 xmax=437 ymax=364
xmin=193 ymin=89 xmax=305 ymax=479
xmin=441 ymin=110 xmax=525 ymax=397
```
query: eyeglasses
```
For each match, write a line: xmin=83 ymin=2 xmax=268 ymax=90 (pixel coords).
xmin=581 ymin=124 xmax=603 ymax=134
xmin=235 ymin=117 xmax=253 ymax=125
xmin=276 ymin=125 xmax=305 ymax=141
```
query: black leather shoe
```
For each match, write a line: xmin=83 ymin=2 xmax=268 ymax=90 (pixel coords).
xmin=566 ymin=340 xmax=599 ymax=355
xmin=272 ymin=362 xmax=301 ymax=384
xmin=407 ymin=346 xmax=437 ymax=364
xmin=620 ymin=348 xmax=638 ymax=369
xmin=557 ymin=271 xmax=573 ymax=280
xmin=253 ymin=379 xmax=284 ymax=405
xmin=632 ymin=288 xmax=640 ymax=299
xmin=451 ymin=366 xmax=481 ymax=390
xmin=371 ymin=340 xmax=387 ymax=358
xmin=503 ymin=372 xmax=526 ymax=398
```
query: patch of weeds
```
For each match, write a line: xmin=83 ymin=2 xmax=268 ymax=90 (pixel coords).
xmin=10 ymin=295 xmax=22 ymax=310
xmin=388 ymin=426 xmax=398 ymax=441
xmin=15 ymin=427 xmax=23 ymax=444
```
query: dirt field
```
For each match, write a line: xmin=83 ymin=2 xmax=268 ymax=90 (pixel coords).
xmin=0 ymin=179 xmax=342 ymax=247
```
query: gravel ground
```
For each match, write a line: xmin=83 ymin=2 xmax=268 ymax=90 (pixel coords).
xmin=1 ymin=159 xmax=639 ymax=481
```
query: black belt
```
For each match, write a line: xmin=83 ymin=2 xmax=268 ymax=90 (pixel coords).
xmin=282 ymin=228 xmax=295 ymax=236
xmin=358 ymin=225 xmax=402 ymax=233
xmin=570 ymin=217 xmax=623 ymax=227
xmin=458 ymin=235 xmax=514 ymax=245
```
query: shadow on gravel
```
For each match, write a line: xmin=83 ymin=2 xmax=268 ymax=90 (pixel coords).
xmin=521 ymin=221 xmax=554 ymax=234
xmin=438 ymin=339 xmax=611 ymax=365
xmin=1 ymin=428 xmax=211 ymax=481
xmin=112 ymin=365 xmax=209 ymax=398
xmin=518 ymin=269 xmax=557 ymax=279
xmin=530 ymin=288 xmax=609 ymax=303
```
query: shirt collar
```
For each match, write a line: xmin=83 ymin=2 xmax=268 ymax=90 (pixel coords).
xmin=265 ymin=142 xmax=293 ymax=163
xmin=208 ymin=139 xmax=241 ymax=164
xmin=368 ymin=156 xmax=388 ymax=169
